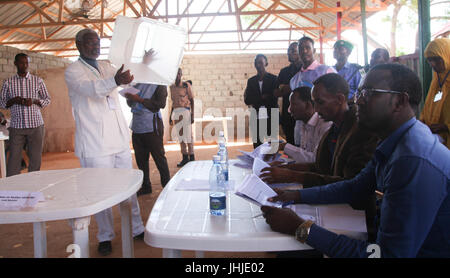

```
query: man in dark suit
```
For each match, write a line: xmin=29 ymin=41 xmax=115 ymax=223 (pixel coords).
xmin=274 ymin=42 xmax=302 ymax=145
xmin=244 ymin=54 xmax=278 ymax=149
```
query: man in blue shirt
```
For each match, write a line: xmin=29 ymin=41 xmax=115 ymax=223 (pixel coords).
xmin=126 ymin=83 xmax=170 ymax=196
xmin=333 ymin=40 xmax=363 ymax=100
xmin=261 ymin=63 xmax=450 ymax=257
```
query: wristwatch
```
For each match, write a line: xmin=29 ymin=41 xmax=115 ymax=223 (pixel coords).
xmin=295 ymin=220 xmax=314 ymax=243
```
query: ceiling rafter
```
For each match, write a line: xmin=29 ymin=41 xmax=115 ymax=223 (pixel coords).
xmin=176 ymin=0 xmax=195 ymax=25
xmin=24 ymin=1 xmax=56 ymax=23
xmin=245 ymin=0 xmax=281 ymax=31
xmin=251 ymin=1 xmax=319 ymax=39
xmin=191 ymin=0 xmax=228 ymax=51
xmin=244 ymin=16 xmax=278 ymax=50
xmin=0 ymin=0 xmax=391 ymax=55
xmin=188 ymin=0 xmax=213 ymax=32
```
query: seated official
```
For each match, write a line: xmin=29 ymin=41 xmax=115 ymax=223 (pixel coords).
xmin=261 ymin=73 xmax=379 ymax=241
xmin=261 ymin=64 xmax=450 ymax=258
xmin=275 ymin=86 xmax=332 ymax=164
xmin=260 ymin=74 xmax=378 ymax=188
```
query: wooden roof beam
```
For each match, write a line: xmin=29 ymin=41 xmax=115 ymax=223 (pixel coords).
xmin=0 ymin=18 xmax=117 ymax=31
xmin=190 ymin=27 xmax=322 ymax=35
xmin=189 ymin=0 xmax=213 ymax=32
xmin=244 ymin=16 xmax=278 ymax=49
xmin=246 ymin=0 xmax=281 ymax=30
xmin=148 ymin=6 xmax=387 ymax=18
xmin=0 ymin=36 xmax=112 ymax=45
xmin=251 ymin=2 xmax=319 ymax=39
xmin=124 ymin=0 xmax=141 ymax=17
xmin=25 ymin=1 xmax=56 ymax=23
xmin=191 ymin=0 xmax=228 ymax=51
xmin=239 ymin=0 xmax=253 ymax=11
xmin=176 ymin=0 xmax=195 ymax=25
xmin=149 ymin=0 xmax=163 ymax=17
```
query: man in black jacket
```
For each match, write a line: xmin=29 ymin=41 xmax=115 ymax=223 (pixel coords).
xmin=274 ymin=42 xmax=302 ymax=145
xmin=244 ymin=54 xmax=278 ymax=149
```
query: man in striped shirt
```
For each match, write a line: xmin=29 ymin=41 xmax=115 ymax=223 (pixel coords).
xmin=0 ymin=53 xmax=51 ymax=177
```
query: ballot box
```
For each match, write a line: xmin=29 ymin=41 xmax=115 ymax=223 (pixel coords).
xmin=109 ymin=15 xmax=187 ymax=85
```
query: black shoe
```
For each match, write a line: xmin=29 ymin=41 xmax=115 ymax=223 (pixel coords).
xmin=134 ymin=232 xmax=145 ymax=240
xmin=137 ymin=186 xmax=152 ymax=196
xmin=177 ymin=155 xmax=189 ymax=167
xmin=98 ymin=241 xmax=112 ymax=256
xmin=189 ymin=154 xmax=195 ymax=161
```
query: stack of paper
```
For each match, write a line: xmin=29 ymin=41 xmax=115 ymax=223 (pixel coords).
xmin=250 ymin=157 xmax=301 ymax=189
xmin=234 ymin=174 xmax=282 ymax=207
xmin=235 ymin=143 xmax=282 ymax=169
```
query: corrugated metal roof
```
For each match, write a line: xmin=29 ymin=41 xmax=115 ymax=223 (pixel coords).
xmin=0 ymin=0 xmax=390 ymax=56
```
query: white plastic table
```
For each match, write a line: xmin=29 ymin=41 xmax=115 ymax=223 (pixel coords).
xmin=0 ymin=168 xmax=143 ymax=258
xmin=144 ymin=160 xmax=367 ymax=258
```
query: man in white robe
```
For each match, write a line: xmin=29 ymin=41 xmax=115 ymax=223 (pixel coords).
xmin=65 ymin=29 xmax=145 ymax=256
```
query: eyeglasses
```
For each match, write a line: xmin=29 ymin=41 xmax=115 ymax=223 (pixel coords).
xmin=353 ymin=88 xmax=404 ymax=103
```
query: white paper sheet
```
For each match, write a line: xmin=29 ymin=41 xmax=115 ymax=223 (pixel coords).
xmin=0 ymin=191 xmax=44 ymax=211
xmin=252 ymin=157 xmax=271 ymax=176
xmin=234 ymin=174 xmax=282 ymax=207
xmin=118 ymin=86 xmax=140 ymax=97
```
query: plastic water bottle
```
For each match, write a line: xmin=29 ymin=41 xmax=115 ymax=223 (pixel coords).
xmin=209 ymin=155 xmax=226 ymax=216
xmin=217 ymin=131 xmax=229 ymax=182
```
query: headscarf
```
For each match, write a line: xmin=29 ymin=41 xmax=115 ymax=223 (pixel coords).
xmin=420 ymin=38 xmax=450 ymax=148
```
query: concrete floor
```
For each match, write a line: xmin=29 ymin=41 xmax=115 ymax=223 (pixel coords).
xmin=0 ymin=142 xmax=276 ymax=258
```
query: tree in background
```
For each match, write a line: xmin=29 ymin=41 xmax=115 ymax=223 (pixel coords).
xmin=386 ymin=0 xmax=449 ymax=56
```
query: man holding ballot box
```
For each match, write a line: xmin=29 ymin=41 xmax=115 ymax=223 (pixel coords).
xmin=64 ymin=29 xmax=145 ymax=256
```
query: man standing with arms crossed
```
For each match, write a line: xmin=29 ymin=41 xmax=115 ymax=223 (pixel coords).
xmin=65 ymin=29 xmax=145 ymax=256
xmin=0 ymin=53 xmax=51 ymax=177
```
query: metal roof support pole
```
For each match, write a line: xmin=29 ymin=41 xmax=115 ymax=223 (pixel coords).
xmin=418 ymin=0 xmax=432 ymax=101
xmin=360 ymin=0 xmax=369 ymax=67
xmin=337 ymin=1 xmax=342 ymax=40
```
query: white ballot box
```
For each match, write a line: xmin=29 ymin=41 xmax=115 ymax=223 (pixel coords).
xmin=109 ymin=15 xmax=187 ymax=85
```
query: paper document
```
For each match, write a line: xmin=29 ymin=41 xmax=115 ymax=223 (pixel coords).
xmin=237 ymin=143 xmax=282 ymax=169
xmin=252 ymin=157 xmax=271 ymax=176
xmin=233 ymin=159 xmax=253 ymax=169
xmin=118 ymin=86 xmax=140 ymax=97
xmin=0 ymin=191 xmax=44 ymax=211
xmin=288 ymin=204 xmax=321 ymax=224
xmin=252 ymin=157 xmax=299 ymax=189
xmin=234 ymin=174 xmax=282 ymax=207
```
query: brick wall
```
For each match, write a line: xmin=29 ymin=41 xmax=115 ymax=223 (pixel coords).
xmin=175 ymin=53 xmax=288 ymax=142
xmin=0 ymin=45 xmax=70 ymax=82
xmin=180 ymin=53 xmax=287 ymax=113
xmin=0 ymin=45 xmax=73 ymax=153
xmin=0 ymin=46 xmax=290 ymax=148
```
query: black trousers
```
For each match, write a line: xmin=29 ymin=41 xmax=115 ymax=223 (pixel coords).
xmin=132 ymin=131 xmax=170 ymax=189
xmin=252 ymin=108 xmax=276 ymax=149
